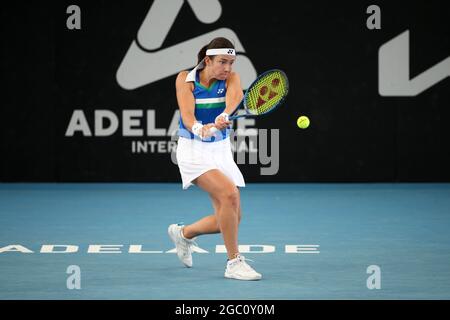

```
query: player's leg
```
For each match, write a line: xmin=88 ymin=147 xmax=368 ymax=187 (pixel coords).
xmin=183 ymin=196 xmax=220 ymax=238
xmin=193 ymin=174 xmax=260 ymax=280
xmin=183 ymin=191 xmax=242 ymax=238
xmin=192 ymin=169 xmax=240 ymax=260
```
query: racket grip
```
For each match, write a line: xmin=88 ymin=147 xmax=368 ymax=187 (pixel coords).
xmin=209 ymin=127 xmax=219 ymax=134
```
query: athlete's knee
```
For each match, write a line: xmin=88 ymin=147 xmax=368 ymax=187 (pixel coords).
xmin=217 ymin=187 xmax=240 ymax=213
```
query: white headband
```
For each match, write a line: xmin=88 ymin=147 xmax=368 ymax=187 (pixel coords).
xmin=206 ymin=48 xmax=236 ymax=56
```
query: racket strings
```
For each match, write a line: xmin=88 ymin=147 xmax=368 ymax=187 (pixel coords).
xmin=245 ymin=71 xmax=288 ymax=115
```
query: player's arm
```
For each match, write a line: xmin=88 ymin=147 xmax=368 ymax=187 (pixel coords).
xmin=225 ymin=72 xmax=243 ymax=115
xmin=176 ymin=71 xmax=196 ymax=131
xmin=214 ymin=72 xmax=242 ymax=129
xmin=176 ymin=71 xmax=215 ymax=137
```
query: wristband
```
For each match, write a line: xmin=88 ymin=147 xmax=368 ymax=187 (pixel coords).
xmin=191 ymin=122 xmax=204 ymax=138
xmin=215 ymin=112 xmax=229 ymax=123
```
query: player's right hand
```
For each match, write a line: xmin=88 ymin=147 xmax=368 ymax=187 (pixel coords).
xmin=201 ymin=123 xmax=216 ymax=138
xmin=214 ymin=115 xmax=232 ymax=130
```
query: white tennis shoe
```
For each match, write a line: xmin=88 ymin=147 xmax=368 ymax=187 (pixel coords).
xmin=224 ymin=255 xmax=262 ymax=281
xmin=168 ymin=223 xmax=197 ymax=268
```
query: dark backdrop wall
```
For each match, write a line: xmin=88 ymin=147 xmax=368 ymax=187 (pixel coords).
xmin=1 ymin=0 xmax=449 ymax=182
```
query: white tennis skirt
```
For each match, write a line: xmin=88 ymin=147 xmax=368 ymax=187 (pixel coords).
xmin=176 ymin=136 xmax=246 ymax=190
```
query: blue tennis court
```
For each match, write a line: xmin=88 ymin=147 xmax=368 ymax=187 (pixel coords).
xmin=1 ymin=183 xmax=449 ymax=300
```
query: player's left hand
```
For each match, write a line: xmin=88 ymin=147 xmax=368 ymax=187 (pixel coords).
xmin=214 ymin=113 xmax=232 ymax=130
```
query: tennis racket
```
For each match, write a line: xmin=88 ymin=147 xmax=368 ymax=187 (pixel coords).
xmin=228 ymin=69 xmax=289 ymax=120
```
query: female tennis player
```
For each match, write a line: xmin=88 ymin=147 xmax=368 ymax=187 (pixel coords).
xmin=168 ymin=37 xmax=261 ymax=281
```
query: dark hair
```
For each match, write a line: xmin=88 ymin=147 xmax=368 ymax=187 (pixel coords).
xmin=197 ymin=37 xmax=235 ymax=64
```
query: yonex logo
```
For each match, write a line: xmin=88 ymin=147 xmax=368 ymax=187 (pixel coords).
xmin=217 ymin=88 xmax=224 ymax=94
xmin=257 ymin=78 xmax=281 ymax=108
xmin=228 ymin=49 xmax=234 ymax=54
xmin=116 ymin=0 xmax=257 ymax=90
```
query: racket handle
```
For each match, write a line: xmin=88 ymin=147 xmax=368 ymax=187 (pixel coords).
xmin=209 ymin=127 xmax=219 ymax=134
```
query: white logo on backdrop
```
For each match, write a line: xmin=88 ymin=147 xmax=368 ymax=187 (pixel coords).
xmin=116 ymin=0 xmax=257 ymax=90
xmin=379 ymin=30 xmax=450 ymax=96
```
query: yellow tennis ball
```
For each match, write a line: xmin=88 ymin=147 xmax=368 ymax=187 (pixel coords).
xmin=297 ymin=116 xmax=310 ymax=129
